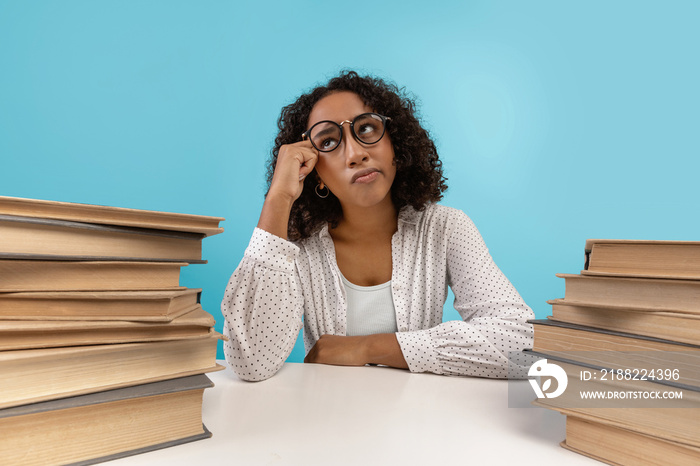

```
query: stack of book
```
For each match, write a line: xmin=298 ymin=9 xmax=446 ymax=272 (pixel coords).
xmin=0 ymin=196 xmax=225 ymax=465
xmin=528 ymin=239 xmax=700 ymax=465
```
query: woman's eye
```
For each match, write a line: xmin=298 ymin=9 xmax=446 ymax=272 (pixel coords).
xmin=320 ymin=138 xmax=339 ymax=150
xmin=358 ymin=124 xmax=376 ymax=135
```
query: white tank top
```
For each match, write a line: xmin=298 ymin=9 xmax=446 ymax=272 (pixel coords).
xmin=340 ymin=272 xmax=399 ymax=336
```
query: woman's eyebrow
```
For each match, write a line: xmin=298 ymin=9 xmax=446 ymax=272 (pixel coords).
xmin=312 ymin=126 xmax=337 ymax=139
xmin=309 ymin=111 xmax=368 ymax=129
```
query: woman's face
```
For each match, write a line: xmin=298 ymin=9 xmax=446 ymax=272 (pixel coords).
xmin=307 ymin=91 xmax=396 ymax=211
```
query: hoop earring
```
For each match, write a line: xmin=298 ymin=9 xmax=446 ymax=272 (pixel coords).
xmin=315 ymin=183 xmax=329 ymax=198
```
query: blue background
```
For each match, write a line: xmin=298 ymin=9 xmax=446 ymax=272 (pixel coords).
xmin=2 ymin=1 xmax=698 ymax=362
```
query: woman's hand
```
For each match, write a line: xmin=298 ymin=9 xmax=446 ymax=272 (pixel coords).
xmin=257 ymin=141 xmax=318 ymax=239
xmin=304 ymin=335 xmax=369 ymax=366
xmin=304 ymin=334 xmax=409 ymax=369
xmin=268 ymin=141 xmax=319 ymax=203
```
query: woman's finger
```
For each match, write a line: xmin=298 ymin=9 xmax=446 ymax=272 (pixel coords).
xmin=298 ymin=152 xmax=318 ymax=180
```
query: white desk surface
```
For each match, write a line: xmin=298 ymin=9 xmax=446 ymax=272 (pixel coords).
xmin=110 ymin=362 xmax=598 ymax=465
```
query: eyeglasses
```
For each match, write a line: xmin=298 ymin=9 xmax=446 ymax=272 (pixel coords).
xmin=302 ymin=113 xmax=391 ymax=153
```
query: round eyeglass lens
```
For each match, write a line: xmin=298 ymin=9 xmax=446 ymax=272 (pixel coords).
xmin=353 ymin=113 xmax=385 ymax=144
xmin=309 ymin=122 xmax=341 ymax=152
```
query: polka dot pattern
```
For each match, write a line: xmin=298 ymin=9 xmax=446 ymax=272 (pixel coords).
xmin=221 ymin=203 xmax=534 ymax=381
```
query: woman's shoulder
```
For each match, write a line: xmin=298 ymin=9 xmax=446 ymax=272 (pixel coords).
xmin=402 ymin=203 xmax=473 ymax=228
xmin=400 ymin=203 xmax=483 ymax=244
xmin=427 ymin=203 xmax=468 ymax=218
xmin=408 ymin=204 xmax=486 ymax=255
xmin=293 ymin=224 xmax=330 ymax=254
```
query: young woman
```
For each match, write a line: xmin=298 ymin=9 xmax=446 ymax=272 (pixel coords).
xmin=222 ymin=71 xmax=533 ymax=382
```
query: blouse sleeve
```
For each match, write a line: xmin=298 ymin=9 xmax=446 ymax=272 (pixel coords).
xmin=395 ymin=211 xmax=534 ymax=378
xmin=221 ymin=228 xmax=304 ymax=381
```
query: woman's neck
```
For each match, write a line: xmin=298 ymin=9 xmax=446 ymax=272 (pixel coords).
xmin=330 ymin=198 xmax=398 ymax=242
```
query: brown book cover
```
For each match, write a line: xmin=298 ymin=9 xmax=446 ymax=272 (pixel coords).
xmin=0 ymin=195 xmax=224 ymax=236
xmin=557 ymin=273 xmax=700 ymax=314
xmin=548 ymin=299 xmax=700 ymax=346
xmin=529 ymin=356 xmax=700 ymax=447
xmin=0 ymin=374 xmax=214 ymax=466
xmin=531 ymin=319 xmax=700 ymax=388
xmin=562 ymin=416 xmax=700 ymax=466
xmin=0 ymin=333 xmax=224 ymax=409
xmin=0 ymin=288 xmax=201 ymax=321
xmin=0 ymin=258 xmax=186 ymax=292
xmin=0 ymin=305 xmax=216 ymax=350
xmin=584 ymin=239 xmax=700 ymax=279
xmin=0 ymin=215 xmax=206 ymax=263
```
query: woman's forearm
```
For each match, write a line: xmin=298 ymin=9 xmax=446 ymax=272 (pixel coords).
xmin=305 ymin=333 xmax=409 ymax=370
xmin=257 ymin=192 xmax=294 ymax=240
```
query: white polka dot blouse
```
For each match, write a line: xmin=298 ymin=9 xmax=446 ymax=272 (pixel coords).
xmin=221 ymin=203 xmax=534 ymax=381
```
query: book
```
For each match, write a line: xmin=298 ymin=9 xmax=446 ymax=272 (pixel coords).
xmin=548 ymin=299 xmax=700 ymax=346
xmin=0 ymin=374 xmax=214 ymax=466
xmin=0 ymin=333 xmax=224 ymax=409
xmin=584 ymin=239 xmax=700 ymax=279
xmin=0 ymin=305 xmax=216 ymax=351
xmin=0 ymin=195 xmax=224 ymax=236
xmin=0 ymin=215 xmax=207 ymax=263
xmin=0 ymin=258 xmax=186 ymax=292
xmin=557 ymin=273 xmax=700 ymax=314
xmin=530 ymin=358 xmax=700 ymax=447
xmin=0 ymin=288 xmax=201 ymax=321
xmin=563 ymin=416 xmax=700 ymax=466
xmin=531 ymin=319 xmax=700 ymax=388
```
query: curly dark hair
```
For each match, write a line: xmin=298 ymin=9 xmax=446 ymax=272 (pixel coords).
xmin=268 ymin=70 xmax=448 ymax=241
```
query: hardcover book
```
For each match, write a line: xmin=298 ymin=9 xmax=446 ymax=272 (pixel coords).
xmin=0 ymin=374 xmax=214 ymax=466
xmin=0 ymin=288 xmax=202 ymax=321
xmin=563 ymin=416 xmax=700 ymax=466
xmin=0 ymin=258 xmax=186 ymax=292
xmin=584 ymin=239 xmax=700 ymax=279
xmin=547 ymin=299 xmax=700 ymax=346
xmin=0 ymin=215 xmax=206 ymax=263
xmin=0 ymin=305 xmax=216 ymax=350
xmin=556 ymin=273 xmax=700 ymax=314
xmin=530 ymin=319 xmax=700 ymax=388
xmin=0 ymin=195 xmax=224 ymax=236
xmin=0 ymin=333 xmax=224 ymax=409
xmin=530 ymin=356 xmax=700 ymax=447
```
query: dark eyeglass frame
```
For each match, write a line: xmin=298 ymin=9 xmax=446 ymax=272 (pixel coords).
xmin=301 ymin=112 xmax=392 ymax=153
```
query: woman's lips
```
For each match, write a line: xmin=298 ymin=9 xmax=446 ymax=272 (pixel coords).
xmin=352 ymin=168 xmax=379 ymax=183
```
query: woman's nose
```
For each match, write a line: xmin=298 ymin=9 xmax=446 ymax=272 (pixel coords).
xmin=342 ymin=126 xmax=369 ymax=166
